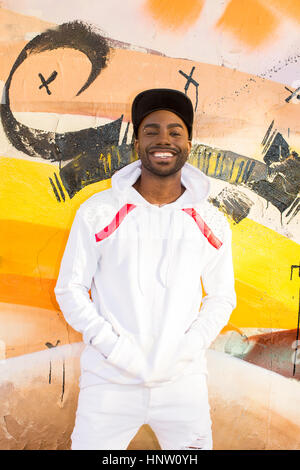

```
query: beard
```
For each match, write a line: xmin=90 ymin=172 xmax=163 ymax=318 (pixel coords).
xmin=138 ymin=145 xmax=190 ymax=178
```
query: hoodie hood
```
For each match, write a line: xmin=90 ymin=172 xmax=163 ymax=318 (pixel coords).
xmin=110 ymin=159 xmax=211 ymax=295
xmin=111 ymin=159 xmax=210 ymax=207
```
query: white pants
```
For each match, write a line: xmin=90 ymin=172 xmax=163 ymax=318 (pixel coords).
xmin=71 ymin=373 xmax=212 ymax=450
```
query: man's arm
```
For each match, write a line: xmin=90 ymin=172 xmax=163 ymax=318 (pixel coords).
xmin=54 ymin=207 xmax=119 ymax=356
xmin=54 ymin=207 xmax=146 ymax=376
xmin=184 ymin=221 xmax=236 ymax=355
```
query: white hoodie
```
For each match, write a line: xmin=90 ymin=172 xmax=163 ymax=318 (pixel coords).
xmin=55 ymin=160 xmax=236 ymax=388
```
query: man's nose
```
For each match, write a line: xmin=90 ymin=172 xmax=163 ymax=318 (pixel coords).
xmin=156 ymin=128 xmax=171 ymax=145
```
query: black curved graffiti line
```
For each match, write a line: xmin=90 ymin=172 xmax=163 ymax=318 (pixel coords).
xmin=0 ymin=20 xmax=122 ymax=162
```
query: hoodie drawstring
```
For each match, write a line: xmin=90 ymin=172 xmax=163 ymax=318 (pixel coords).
xmin=137 ymin=209 xmax=176 ymax=295
xmin=159 ymin=211 xmax=176 ymax=288
xmin=137 ymin=222 xmax=145 ymax=295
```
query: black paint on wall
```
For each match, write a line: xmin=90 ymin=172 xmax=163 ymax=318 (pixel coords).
xmin=38 ymin=71 xmax=58 ymax=95
xmin=188 ymin=129 xmax=300 ymax=219
xmin=56 ymin=142 xmax=137 ymax=199
xmin=0 ymin=21 xmax=115 ymax=162
xmin=210 ymin=188 xmax=254 ymax=224
xmin=263 ymin=132 xmax=290 ymax=166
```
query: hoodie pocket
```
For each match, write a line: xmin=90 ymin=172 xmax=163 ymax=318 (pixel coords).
xmin=153 ymin=331 xmax=205 ymax=382
xmin=105 ymin=333 xmax=147 ymax=379
xmin=180 ymin=329 xmax=204 ymax=361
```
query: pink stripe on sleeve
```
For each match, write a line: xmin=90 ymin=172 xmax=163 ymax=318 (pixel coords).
xmin=95 ymin=203 xmax=136 ymax=242
xmin=182 ymin=208 xmax=223 ymax=249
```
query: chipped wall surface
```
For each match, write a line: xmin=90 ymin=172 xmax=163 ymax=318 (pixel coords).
xmin=0 ymin=0 xmax=299 ymax=450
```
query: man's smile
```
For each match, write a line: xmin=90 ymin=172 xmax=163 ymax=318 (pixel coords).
xmin=148 ymin=147 xmax=178 ymax=162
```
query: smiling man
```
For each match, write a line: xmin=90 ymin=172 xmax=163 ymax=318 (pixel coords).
xmin=132 ymin=108 xmax=191 ymax=205
xmin=55 ymin=88 xmax=236 ymax=451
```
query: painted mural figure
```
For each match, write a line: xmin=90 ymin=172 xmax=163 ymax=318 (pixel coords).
xmin=54 ymin=88 xmax=236 ymax=450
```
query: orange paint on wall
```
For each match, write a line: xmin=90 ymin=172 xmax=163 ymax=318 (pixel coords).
xmin=3 ymin=41 xmax=300 ymax=153
xmin=144 ymin=0 xmax=204 ymax=31
xmin=0 ymin=301 xmax=81 ymax=359
xmin=270 ymin=0 xmax=300 ymax=23
xmin=0 ymin=220 xmax=69 ymax=280
xmin=0 ymin=273 xmax=58 ymax=311
xmin=9 ymin=47 xmax=93 ymax=108
xmin=216 ymin=0 xmax=278 ymax=48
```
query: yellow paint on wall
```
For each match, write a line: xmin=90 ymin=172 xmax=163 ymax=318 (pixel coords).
xmin=231 ymin=218 xmax=298 ymax=309
xmin=0 ymin=156 xmax=111 ymax=229
xmin=231 ymin=279 xmax=295 ymax=329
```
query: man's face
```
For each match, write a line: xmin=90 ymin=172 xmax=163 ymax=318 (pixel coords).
xmin=134 ymin=110 xmax=192 ymax=177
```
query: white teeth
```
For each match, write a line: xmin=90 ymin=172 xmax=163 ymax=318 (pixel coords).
xmin=153 ymin=152 xmax=173 ymax=158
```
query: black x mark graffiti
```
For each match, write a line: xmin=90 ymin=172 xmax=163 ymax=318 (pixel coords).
xmin=38 ymin=70 xmax=58 ymax=95
xmin=285 ymin=86 xmax=300 ymax=103
xmin=178 ymin=66 xmax=199 ymax=111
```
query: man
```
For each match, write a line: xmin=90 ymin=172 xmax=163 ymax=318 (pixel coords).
xmin=55 ymin=88 xmax=236 ymax=450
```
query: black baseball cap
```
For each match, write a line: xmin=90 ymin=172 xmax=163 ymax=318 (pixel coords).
xmin=131 ymin=88 xmax=194 ymax=139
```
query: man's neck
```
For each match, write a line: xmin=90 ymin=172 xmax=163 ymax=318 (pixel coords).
xmin=133 ymin=168 xmax=186 ymax=206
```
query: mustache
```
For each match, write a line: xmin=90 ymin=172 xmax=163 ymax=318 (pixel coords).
xmin=147 ymin=146 xmax=179 ymax=154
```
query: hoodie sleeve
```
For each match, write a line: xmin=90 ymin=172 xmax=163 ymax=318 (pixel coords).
xmin=183 ymin=220 xmax=236 ymax=356
xmin=54 ymin=207 xmax=119 ymax=357
xmin=55 ymin=206 xmax=148 ymax=378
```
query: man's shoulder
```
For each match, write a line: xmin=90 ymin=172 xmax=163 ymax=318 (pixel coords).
xmin=79 ymin=188 xmax=116 ymax=210
xmin=76 ymin=188 xmax=119 ymax=227
xmin=194 ymin=200 xmax=231 ymax=242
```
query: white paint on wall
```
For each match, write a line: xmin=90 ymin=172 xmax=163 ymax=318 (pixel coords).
xmin=3 ymin=0 xmax=300 ymax=85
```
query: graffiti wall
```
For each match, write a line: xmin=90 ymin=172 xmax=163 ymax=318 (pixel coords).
xmin=0 ymin=0 xmax=299 ymax=450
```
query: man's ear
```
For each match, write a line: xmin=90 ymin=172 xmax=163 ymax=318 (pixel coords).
xmin=188 ymin=140 xmax=192 ymax=153
xmin=134 ymin=138 xmax=139 ymax=154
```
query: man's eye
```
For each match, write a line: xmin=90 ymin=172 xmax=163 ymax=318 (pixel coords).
xmin=170 ymin=132 xmax=181 ymax=137
xmin=145 ymin=131 xmax=158 ymax=136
